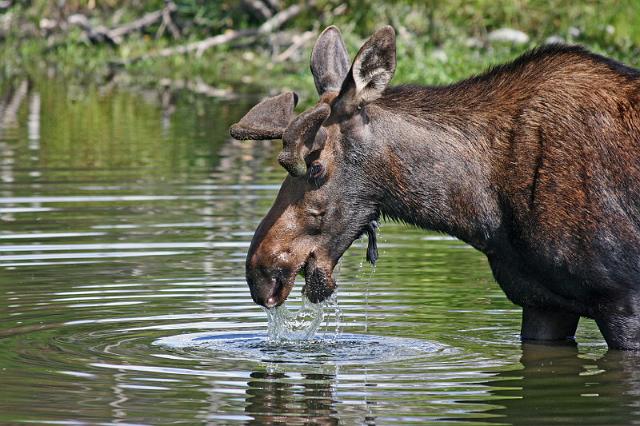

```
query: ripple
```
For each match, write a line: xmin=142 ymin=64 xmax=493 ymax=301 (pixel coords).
xmin=153 ymin=332 xmax=449 ymax=365
xmin=2 ymin=81 xmax=625 ymax=425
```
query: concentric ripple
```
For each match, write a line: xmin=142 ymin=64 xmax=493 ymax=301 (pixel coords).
xmin=154 ymin=331 xmax=448 ymax=365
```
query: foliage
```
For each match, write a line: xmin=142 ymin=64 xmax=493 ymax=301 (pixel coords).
xmin=1 ymin=0 xmax=639 ymax=98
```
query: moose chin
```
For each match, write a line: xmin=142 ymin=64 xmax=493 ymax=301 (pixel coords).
xmin=230 ymin=25 xmax=640 ymax=350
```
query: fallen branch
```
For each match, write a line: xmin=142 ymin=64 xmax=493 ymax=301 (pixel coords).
xmin=67 ymin=14 xmax=116 ymax=45
xmin=66 ymin=1 xmax=177 ymax=46
xmin=257 ymin=2 xmax=304 ymax=33
xmin=126 ymin=2 xmax=310 ymax=63
xmin=109 ymin=2 xmax=176 ymax=42
xmin=159 ymin=78 xmax=237 ymax=99
xmin=134 ymin=29 xmax=257 ymax=62
xmin=162 ymin=3 xmax=181 ymax=40
xmin=274 ymin=30 xmax=314 ymax=62
xmin=243 ymin=0 xmax=273 ymax=20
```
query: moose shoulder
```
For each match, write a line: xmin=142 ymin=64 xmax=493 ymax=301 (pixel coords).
xmin=230 ymin=26 xmax=640 ymax=350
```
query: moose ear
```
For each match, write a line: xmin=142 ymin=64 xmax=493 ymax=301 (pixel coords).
xmin=229 ymin=92 xmax=298 ymax=140
xmin=350 ymin=25 xmax=396 ymax=103
xmin=311 ymin=26 xmax=350 ymax=95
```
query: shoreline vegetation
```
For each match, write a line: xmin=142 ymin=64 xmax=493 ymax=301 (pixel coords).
xmin=1 ymin=1 xmax=639 ymax=102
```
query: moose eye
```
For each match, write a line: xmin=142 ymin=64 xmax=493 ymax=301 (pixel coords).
xmin=308 ymin=161 xmax=324 ymax=179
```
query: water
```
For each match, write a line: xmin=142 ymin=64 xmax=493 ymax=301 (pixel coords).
xmin=156 ymin=332 xmax=447 ymax=366
xmin=263 ymin=297 xmax=326 ymax=342
xmin=1 ymin=78 xmax=640 ymax=425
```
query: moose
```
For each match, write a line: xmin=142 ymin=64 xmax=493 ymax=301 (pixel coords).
xmin=230 ymin=26 xmax=640 ymax=350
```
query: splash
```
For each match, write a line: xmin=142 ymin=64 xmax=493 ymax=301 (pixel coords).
xmin=265 ymin=293 xmax=341 ymax=342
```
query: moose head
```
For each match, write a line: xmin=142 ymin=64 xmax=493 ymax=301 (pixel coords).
xmin=230 ymin=26 xmax=396 ymax=307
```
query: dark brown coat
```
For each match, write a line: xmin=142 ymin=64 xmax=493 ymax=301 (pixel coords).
xmin=231 ymin=26 xmax=640 ymax=349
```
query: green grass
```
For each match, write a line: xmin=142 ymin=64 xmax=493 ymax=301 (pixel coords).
xmin=1 ymin=0 xmax=639 ymax=100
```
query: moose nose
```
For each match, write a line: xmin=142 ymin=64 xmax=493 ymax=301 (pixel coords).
xmin=247 ymin=277 xmax=284 ymax=308
xmin=265 ymin=296 xmax=278 ymax=309
xmin=246 ymin=239 xmax=296 ymax=308
xmin=245 ymin=263 xmax=287 ymax=308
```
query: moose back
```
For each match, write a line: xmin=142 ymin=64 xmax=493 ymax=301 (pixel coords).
xmin=230 ymin=26 xmax=640 ymax=350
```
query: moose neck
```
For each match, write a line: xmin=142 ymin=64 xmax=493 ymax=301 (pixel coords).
xmin=368 ymin=85 xmax=513 ymax=252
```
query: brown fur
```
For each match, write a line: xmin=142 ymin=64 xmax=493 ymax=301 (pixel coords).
xmin=368 ymin=45 xmax=640 ymax=348
xmin=234 ymin=28 xmax=640 ymax=349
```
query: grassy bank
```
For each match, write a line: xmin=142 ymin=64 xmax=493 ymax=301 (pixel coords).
xmin=2 ymin=1 xmax=639 ymax=100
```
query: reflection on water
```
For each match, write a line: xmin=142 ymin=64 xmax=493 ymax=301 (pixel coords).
xmin=486 ymin=344 xmax=640 ymax=426
xmin=1 ymin=77 xmax=639 ymax=425
xmin=245 ymin=370 xmax=341 ymax=425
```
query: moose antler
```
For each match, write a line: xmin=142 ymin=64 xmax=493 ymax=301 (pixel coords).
xmin=229 ymin=91 xmax=331 ymax=177
xmin=229 ymin=92 xmax=298 ymax=140
xmin=279 ymin=102 xmax=330 ymax=176
xmin=229 ymin=26 xmax=350 ymax=177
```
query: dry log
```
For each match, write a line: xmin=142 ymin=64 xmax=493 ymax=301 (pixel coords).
xmin=66 ymin=1 xmax=178 ymax=46
xmin=159 ymin=78 xmax=237 ymax=99
xmin=128 ymin=2 xmax=310 ymax=63
xmin=274 ymin=30 xmax=314 ymax=62
xmin=257 ymin=2 xmax=304 ymax=33
xmin=109 ymin=1 xmax=177 ymax=42
xmin=68 ymin=14 xmax=117 ymax=45
xmin=142 ymin=29 xmax=257 ymax=61
xmin=243 ymin=0 xmax=273 ymax=20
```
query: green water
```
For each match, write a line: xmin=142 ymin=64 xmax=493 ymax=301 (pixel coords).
xmin=1 ymin=78 xmax=638 ymax=425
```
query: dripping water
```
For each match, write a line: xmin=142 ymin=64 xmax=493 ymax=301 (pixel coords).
xmin=323 ymin=291 xmax=342 ymax=341
xmin=264 ymin=296 xmax=325 ymax=342
xmin=355 ymin=229 xmax=379 ymax=333
xmin=264 ymin=263 xmax=345 ymax=342
xmin=364 ymin=264 xmax=376 ymax=333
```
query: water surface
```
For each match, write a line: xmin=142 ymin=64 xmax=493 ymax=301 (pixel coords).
xmin=1 ymin=78 xmax=639 ymax=425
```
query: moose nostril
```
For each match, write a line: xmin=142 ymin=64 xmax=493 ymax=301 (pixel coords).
xmin=245 ymin=262 xmax=290 ymax=307
xmin=268 ymin=276 xmax=283 ymax=300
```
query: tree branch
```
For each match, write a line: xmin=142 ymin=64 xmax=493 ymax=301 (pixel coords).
xmin=109 ymin=1 xmax=177 ymax=42
xmin=124 ymin=1 xmax=311 ymax=63
xmin=159 ymin=78 xmax=237 ymax=99
xmin=243 ymin=0 xmax=273 ymax=20
xmin=274 ymin=30 xmax=314 ymax=62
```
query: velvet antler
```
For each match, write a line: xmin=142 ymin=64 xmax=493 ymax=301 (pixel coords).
xmin=229 ymin=92 xmax=298 ymax=140
xmin=229 ymin=26 xmax=351 ymax=177
xmin=279 ymin=103 xmax=330 ymax=177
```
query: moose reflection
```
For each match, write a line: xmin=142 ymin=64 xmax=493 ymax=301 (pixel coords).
xmin=231 ymin=26 xmax=640 ymax=349
xmin=485 ymin=344 xmax=640 ymax=425
xmin=244 ymin=370 xmax=340 ymax=425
